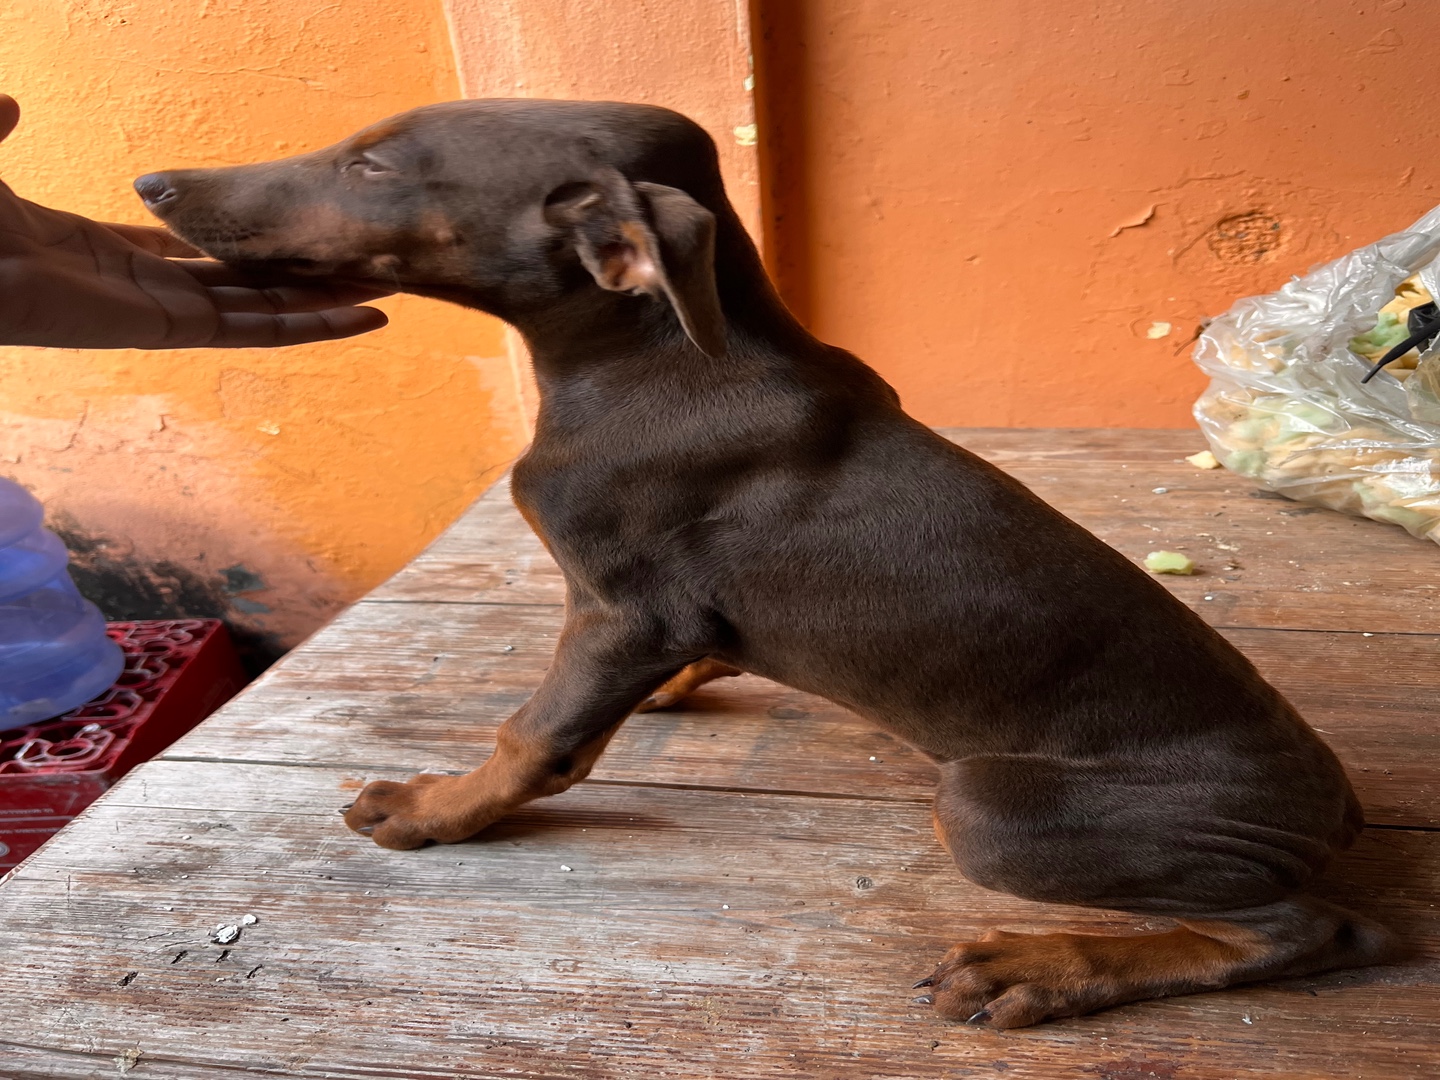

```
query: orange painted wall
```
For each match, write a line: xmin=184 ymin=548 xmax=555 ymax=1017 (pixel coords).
xmin=0 ymin=0 xmax=527 ymax=661
xmin=755 ymin=0 xmax=1440 ymax=427
xmin=443 ymin=0 xmax=760 ymax=235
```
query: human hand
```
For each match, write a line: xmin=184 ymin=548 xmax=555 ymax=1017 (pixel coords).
xmin=0 ymin=94 xmax=393 ymax=349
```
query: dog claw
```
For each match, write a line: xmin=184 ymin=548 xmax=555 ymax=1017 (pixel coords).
xmin=356 ymin=825 xmax=374 ymax=835
xmin=912 ymin=977 xmax=935 ymax=989
xmin=914 ymin=994 xmax=935 ymax=1005
xmin=967 ymin=1010 xmax=991 ymax=1025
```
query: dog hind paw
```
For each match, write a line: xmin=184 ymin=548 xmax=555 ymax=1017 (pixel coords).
xmin=917 ymin=930 xmax=1115 ymax=1029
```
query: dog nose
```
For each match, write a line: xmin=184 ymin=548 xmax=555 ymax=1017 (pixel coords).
xmin=134 ymin=172 xmax=178 ymax=208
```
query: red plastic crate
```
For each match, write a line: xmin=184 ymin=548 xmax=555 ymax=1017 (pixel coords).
xmin=0 ymin=619 xmax=247 ymax=870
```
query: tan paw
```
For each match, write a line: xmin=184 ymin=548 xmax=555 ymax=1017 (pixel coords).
xmin=633 ymin=689 xmax=682 ymax=713
xmin=342 ymin=773 xmax=480 ymax=850
xmin=913 ymin=930 xmax=1106 ymax=1029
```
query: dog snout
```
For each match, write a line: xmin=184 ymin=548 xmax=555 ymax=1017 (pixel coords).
xmin=133 ymin=172 xmax=179 ymax=211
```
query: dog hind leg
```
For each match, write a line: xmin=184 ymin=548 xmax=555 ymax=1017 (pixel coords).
xmin=920 ymin=755 xmax=1397 ymax=1026
xmin=918 ymin=895 xmax=1398 ymax=1027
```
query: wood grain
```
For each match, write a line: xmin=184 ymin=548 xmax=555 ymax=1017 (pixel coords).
xmin=0 ymin=760 xmax=1434 ymax=1080
xmin=939 ymin=427 xmax=1213 ymax=463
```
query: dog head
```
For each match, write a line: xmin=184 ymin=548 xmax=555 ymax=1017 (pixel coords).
xmin=136 ymin=100 xmax=729 ymax=356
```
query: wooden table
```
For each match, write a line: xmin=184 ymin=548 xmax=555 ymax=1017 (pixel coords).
xmin=1 ymin=429 xmax=1436 ymax=1079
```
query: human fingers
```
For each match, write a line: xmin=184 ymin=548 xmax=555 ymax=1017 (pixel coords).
xmin=175 ymin=259 xmax=395 ymax=300
xmin=0 ymin=96 xmax=18 ymax=144
xmin=205 ymin=282 xmax=398 ymax=315
xmin=203 ymin=305 xmax=389 ymax=348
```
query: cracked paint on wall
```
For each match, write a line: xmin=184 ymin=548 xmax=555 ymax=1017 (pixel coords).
xmin=756 ymin=0 xmax=1440 ymax=427
xmin=0 ymin=0 xmax=529 ymax=660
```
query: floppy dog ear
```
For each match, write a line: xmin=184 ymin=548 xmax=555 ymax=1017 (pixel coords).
xmin=544 ymin=169 xmax=726 ymax=357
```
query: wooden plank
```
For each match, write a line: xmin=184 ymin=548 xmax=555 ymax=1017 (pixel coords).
xmin=939 ymin=426 xmax=1212 ymax=463
xmin=0 ymin=758 xmax=1434 ymax=1080
xmin=368 ymin=431 xmax=1440 ymax=636
xmin=165 ymin=601 xmax=1440 ymax=827
xmin=1010 ymin=460 xmax=1440 ymax=636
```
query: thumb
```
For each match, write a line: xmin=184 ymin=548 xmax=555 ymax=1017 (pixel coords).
xmin=0 ymin=96 xmax=18 ymax=145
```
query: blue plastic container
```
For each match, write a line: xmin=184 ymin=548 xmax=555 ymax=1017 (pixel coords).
xmin=0 ymin=479 xmax=124 ymax=727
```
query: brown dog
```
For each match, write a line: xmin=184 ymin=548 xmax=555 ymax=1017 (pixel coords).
xmin=136 ymin=100 xmax=1397 ymax=1028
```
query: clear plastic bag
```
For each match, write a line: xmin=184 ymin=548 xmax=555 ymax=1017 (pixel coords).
xmin=1193 ymin=205 xmax=1440 ymax=546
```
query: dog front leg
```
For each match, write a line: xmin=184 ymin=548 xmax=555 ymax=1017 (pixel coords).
xmin=344 ymin=610 xmax=684 ymax=849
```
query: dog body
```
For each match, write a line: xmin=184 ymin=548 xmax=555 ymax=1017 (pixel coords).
xmin=138 ymin=100 xmax=1396 ymax=1027
xmin=512 ymin=307 xmax=1360 ymax=917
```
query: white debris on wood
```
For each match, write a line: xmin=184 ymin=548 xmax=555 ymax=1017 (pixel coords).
xmin=240 ymin=914 xmax=258 ymax=926
xmin=210 ymin=924 xmax=241 ymax=945
xmin=115 ymin=1047 xmax=142 ymax=1074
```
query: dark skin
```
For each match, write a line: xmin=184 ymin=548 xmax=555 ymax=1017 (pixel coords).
xmin=138 ymin=99 xmax=1399 ymax=1027
xmin=0 ymin=94 xmax=390 ymax=350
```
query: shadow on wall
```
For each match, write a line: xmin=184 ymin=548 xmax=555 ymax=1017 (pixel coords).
xmin=51 ymin=514 xmax=287 ymax=674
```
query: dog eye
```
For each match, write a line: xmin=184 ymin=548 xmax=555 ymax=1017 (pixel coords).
xmin=345 ymin=155 xmax=396 ymax=178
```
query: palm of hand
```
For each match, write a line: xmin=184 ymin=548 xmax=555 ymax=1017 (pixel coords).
xmin=0 ymin=92 xmax=390 ymax=351
xmin=0 ymin=181 xmax=227 ymax=349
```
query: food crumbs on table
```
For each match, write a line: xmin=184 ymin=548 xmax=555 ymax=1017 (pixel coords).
xmin=1186 ymin=450 xmax=1222 ymax=470
xmin=1144 ymin=551 xmax=1197 ymax=575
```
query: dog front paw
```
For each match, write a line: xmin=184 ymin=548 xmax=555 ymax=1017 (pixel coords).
xmin=342 ymin=773 xmax=480 ymax=849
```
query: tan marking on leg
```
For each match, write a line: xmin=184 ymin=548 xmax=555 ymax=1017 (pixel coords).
xmin=635 ymin=658 xmax=742 ymax=712
xmin=342 ymin=718 xmax=625 ymax=850
xmin=919 ymin=897 xmax=1398 ymax=1028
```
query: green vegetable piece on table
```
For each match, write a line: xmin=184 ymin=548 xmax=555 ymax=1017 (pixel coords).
xmin=1144 ymin=551 xmax=1197 ymax=575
